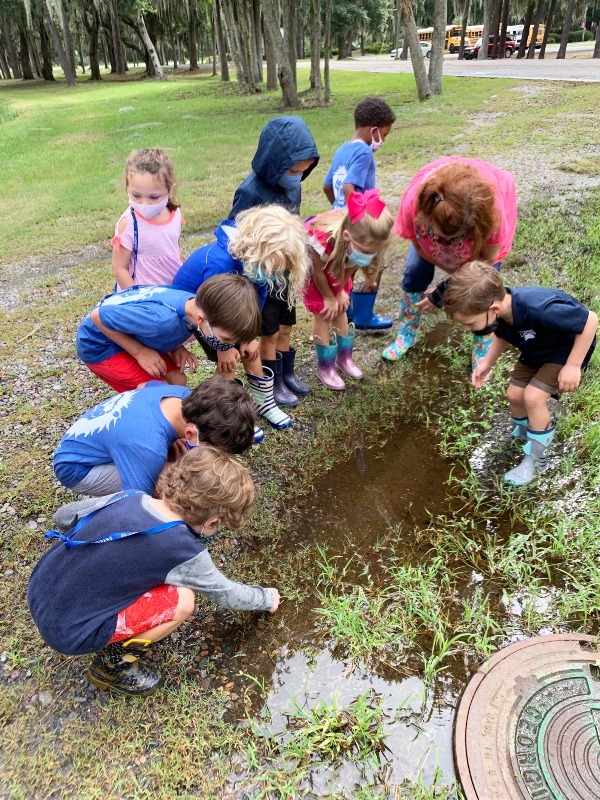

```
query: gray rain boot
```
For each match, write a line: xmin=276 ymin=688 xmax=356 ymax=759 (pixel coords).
xmin=511 ymin=415 xmax=528 ymax=442
xmin=504 ymin=419 xmax=556 ymax=486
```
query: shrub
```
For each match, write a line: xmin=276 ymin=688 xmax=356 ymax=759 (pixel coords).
xmin=567 ymin=29 xmax=594 ymax=42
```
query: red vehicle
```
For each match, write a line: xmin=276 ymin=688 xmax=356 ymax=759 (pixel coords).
xmin=463 ymin=34 xmax=516 ymax=60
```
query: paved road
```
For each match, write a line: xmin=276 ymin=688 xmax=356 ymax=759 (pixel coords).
xmin=328 ymin=50 xmax=600 ymax=82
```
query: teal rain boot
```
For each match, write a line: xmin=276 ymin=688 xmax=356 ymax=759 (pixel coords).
xmin=315 ymin=337 xmax=346 ymax=391
xmin=471 ymin=332 xmax=495 ymax=371
xmin=382 ymin=291 xmax=423 ymax=362
xmin=335 ymin=326 xmax=363 ymax=380
xmin=504 ymin=419 xmax=556 ymax=486
xmin=511 ymin=415 xmax=528 ymax=443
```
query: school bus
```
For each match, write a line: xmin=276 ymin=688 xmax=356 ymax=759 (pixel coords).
xmin=465 ymin=25 xmax=484 ymax=46
xmin=417 ymin=25 xmax=464 ymax=53
xmin=466 ymin=23 xmax=546 ymax=48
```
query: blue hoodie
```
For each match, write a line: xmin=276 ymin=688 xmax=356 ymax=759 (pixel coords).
xmin=173 ymin=221 xmax=268 ymax=309
xmin=229 ymin=116 xmax=319 ymax=218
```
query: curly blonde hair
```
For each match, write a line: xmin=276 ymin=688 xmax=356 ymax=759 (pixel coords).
xmin=227 ymin=205 xmax=310 ymax=308
xmin=308 ymin=207 xmax=395 ymax=282
xmin=125 ymin=148 xmax=180 ymax=211
xmin=157 ymin=447 xmax=255 ymax=530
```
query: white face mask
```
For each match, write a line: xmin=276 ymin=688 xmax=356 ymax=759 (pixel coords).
xmin=129 ymin=195 xmax=169 ymax=219
xmin=370 ymin=128 xmax=383 ymax=153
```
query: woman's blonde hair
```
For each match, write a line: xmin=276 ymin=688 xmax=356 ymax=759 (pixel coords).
xmin=125 ymin=148 xmax=180 ymax=211
xmin=228 ymin=205 xmax=310 ymax=308
xmin=157 ymin=447 xmax=255 ymax=530
xmin=309 ymin=207 xmax=395 ymax=282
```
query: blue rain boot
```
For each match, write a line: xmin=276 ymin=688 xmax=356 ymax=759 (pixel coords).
xmin=504 ymin=419 xmax=556 ymax=486
xmin=351 ymin=290 xmax=393 ymax=330
xmin=511 ymin=415 xmax=528 ymax=443
xmin=471 ymin=332 xmax=495 ymax=371
xmin=382 ymin=291 xmax=423 ymax=362
xmin=245 ymin=367 xmax=292 ymax=430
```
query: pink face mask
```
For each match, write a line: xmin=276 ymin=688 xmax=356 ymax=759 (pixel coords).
xmin=370 ymin=128 xmax=383 ymax=153
xmin=129 ymin=195 xmax=169 ymax=219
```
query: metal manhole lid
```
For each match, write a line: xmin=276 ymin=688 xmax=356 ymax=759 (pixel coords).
xmin=454 ymin=634 xmax=600 ymax=800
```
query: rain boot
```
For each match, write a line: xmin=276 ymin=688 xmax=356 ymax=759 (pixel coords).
xmin=504 ymin=419 xmax=556 ymax=486
xmin=511 ymin=415 xmax=528 ymax=443
xmin=279 ymin=348 xmax=311 ymax=397
xmin=472 ymin=332 xmax=495 ymax=371
xmin=315 ymin=337 xmax=346 ymax=391
xmin=234 ymin=378 xmax=264 ymax=443
xmin=246 ymin=366 xmax=292 ymax=429
xmin=382 ymin=291 xmax=423 ymax=362
xmin=335 ymin=326 xmax=363 ymax=380
xmin=87 ymin=638 xmax=162 ymax=697
xmin=351 ymin=290 xmax=393 ymax=330
xmin=262 ymin=354 xmax=298 ymax=408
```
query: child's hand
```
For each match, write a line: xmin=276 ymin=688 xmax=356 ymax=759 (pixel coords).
xmin=321 ymin=297 xmax=339 ymax=322
xmin=472 ymin=361 xmax=492 ymax=389
xmin=267 ymin=588 xmax=280 ymax=612
xmin=239 ymin=339 xmax=259 ymax=361
xmin=171 ymin=345 xmax=198 ymax=374
xmin=416 ymin=291 xmax=439 ymax=314
xmin=216 ymin=347 xmax=240 ymax=375
xmin=337 ymin=290 xmax=350 ymax=313
xmin=168 ymin=439 xmax=189 ymax=461
xmin=558 ymin=364 xmax=581 ymax=392
xmin=136 ymin=347 xmax=167 ymax=377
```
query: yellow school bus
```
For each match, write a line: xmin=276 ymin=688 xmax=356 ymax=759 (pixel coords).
xmin=465 ymin=25 xmax=484 ymax=46
xmin=417 ymin=25 xmax=464 ymax=53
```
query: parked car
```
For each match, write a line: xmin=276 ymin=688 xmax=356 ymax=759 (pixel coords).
xmin=390 ymin=41 xmax=432 ymax=58
xmin=463 ymin=34 xmax=516 ymax=60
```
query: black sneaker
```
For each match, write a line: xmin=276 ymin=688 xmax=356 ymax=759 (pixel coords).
xmin=87 ymin=638 xmax=163 ymax=697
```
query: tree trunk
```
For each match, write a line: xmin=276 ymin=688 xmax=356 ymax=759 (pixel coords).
xmin=138 ymin=12 xmax=165 ymax=79
xmin=262 ymin=0 xmax=299 ymax=106
xmin=557 ymin=0 xmax=576 ymax=58
xmin=75 ymin=24 xmax=85 ymax=73
xmin=324 ymin=0 xmax=332 ymax=100
xmin=477 ymin=0 xmax=490 ymax=59
xmin=59 ymin=0 xmax=77 ymax=76
xmin=42 ymin=0 xmax=76 ymax=84
xmin=310 ymin=0 xmax=322 ymax=103
xmin=3 ymin=24 xmax=22 ymax=78
xmin=517 ymin=1 xmax=534 ymax=58
xmin=498 ymin=0 xmax=510 ymax=55
xmin=393 ymin=0 xmax=399 ymax=58
xmin=402 ymin=0 xmax=431 ymax=99
xmin=0 ymin=46 xmax=11 ymax=79
xmin=429 ymin=0 xmax=446 ymax=94
xmin=237 ymin=0 xmax=258 ymax=90
xmin=252 ymin=0 xmax=262 ymax=81
xmin=188 ymin=2 xmax=198 ymax=69
xmin=458 ymin=0 xmax=471 ymax=59
xmin=211 ymin=8 xmax=217 ymax=74
xmin=539 ymin=0 xmax=557 ymax=58
xmin=594 ymin=14 xmax=600 ymax=57
xmin=214 ymin=1 xmax=229 ymax=81
xmin=219 ymin=0 xmax=245 ymax=88
xmin=401 ymin=34 xmax=409 ymax=58
xmin=82 ymin=1 xmax=101 ymax=80
xmin=527 ymin=0 xmax=545 ymax=58
xmin=489 ymin=0 xmax=502 ymax=58
xmin=108 ymin=0 xmax=126 ymax=73
xmin=282 ymin=0 xmax=297 ymax=83
xmin=17 ymin=22 xmax=35 ymax=79
xmin=263 ymin=19 xmax=277 ymax=89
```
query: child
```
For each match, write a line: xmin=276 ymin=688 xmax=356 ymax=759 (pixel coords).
xmin=111 ymin=149 xmax=183 ymax=291
xmin=444 ymin=262 xmax=598 ymax=486
xmin=174 ymin=205 xmax=309 ymax=416
xmin=303 ymin=189 xmax=395 ymax=391
xmin=323 ymin=97 xmax=396 ymax=332
xmin=229 ymin=116 xmax=319 ymax=404
xmin=53 ymin=376 xmax=257 ymax=497
xmin=28 ymin=448 xmax=280 ymax=697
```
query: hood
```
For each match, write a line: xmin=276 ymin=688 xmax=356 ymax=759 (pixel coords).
xmin=214 ymin=219 xmax=237 ymax=249
xmin=251 ymin=116 xmax=320 ymax=188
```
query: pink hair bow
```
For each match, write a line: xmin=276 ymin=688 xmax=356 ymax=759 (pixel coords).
xmin=347 ymin=189 xmax=386 ymax=224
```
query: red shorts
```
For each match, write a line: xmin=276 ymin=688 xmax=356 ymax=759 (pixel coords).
xmin=87 ymin=351 xmax=179 ymax=393
xmin=108 ymin=584 xmax=180 ymax=643
xmin=302 ymin=275 xmax=353 ymax=315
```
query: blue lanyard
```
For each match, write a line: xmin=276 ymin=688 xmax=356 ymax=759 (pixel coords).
xmin=131 ymin=208 xmax=138 ymax=280
xmin=44 ymin=491 xmax=192 ymax=548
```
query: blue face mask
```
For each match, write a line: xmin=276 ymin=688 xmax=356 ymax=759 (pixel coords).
xmin=278 ymin=172 xmax=302 ymax=190
xmin=348 ymin=248 xmax=375 ymax=268
xmin=185 ymin=425 xmax=201 ymax=451
xmin=195 ymin=319 xmax=236 ymax=351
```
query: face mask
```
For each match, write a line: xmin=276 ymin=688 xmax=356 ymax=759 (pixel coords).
xmin=278 ymin=172 xmax=302 ymax=190
xmin=184 ymin=425 xmax=201 ymax=451
xmin=195 ymin=319 xmax=236 ymax=351
xmin=370 ymin=128 xmax=383 ymax=153
xmin=129 ymin=195 xmax=169 ymax=219
xmin=348 ymin=247 xmax=376 ymax=268
xmin=473 ymin=311 xmax=499 ymax=336
xmin=196 ymin=521 xmax=222 ymax=546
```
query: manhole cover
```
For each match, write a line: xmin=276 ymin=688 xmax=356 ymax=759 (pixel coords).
xmin=455 ymin=634 xmax=600 ymax=800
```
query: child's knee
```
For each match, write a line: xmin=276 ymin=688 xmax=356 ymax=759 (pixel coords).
xmin=262 ymin=332 xmax=279 ymax=345
xmin=174 ymin=588 xmax=195 ymax=622
xmin=523 ymin=384 xmax=549 ymax=409
xmin=165 ymin=371 xmax=187 ymax=386
xmin=279 ymin=325 xmax=292 ymax=335
xmin=506 ymin=382 xmax=524 ymax=404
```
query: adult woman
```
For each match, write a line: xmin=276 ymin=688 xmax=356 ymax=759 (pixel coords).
xmin=382 ymin=156 xmax=517 ymax=368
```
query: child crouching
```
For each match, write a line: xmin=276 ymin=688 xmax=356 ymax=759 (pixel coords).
xmin=28 ymin=448 xmax=280 ymax=697
xmin=444 ymin=262 xmax=598 ymax=485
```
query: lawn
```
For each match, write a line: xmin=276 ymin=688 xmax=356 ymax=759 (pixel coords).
xmin=1 ymin=70 xmax=600 ymax=799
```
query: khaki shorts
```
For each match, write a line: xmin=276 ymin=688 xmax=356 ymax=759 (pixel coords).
xmin=509 ymin=361 xmax=562 ymax=396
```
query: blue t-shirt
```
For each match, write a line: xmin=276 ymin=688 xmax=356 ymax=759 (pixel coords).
xmin=496 ymin=287 xmax=595 ymax=367
xmin=76 ymin=286 xmax=195 ymax=365
xmin=173 ymin=221 xmax=268 ymax=310
xmin=324 ymin=141 xmax=376 ymax=210
xmin=53 ymin=383 xmax=189 ymax=494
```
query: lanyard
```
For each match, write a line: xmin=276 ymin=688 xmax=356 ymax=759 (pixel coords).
xmin=44 ymin=491 xmax=193 ymax=548
xmin=131 ymin=208 xmax=138 ymax=280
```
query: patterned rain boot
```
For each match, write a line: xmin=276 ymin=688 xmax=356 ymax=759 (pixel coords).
xmin=511 ymin=415 xmax=528 ymax=443
xmin=504 ymin=419 xmax=556 ymax=486
xmin=234 ymin=378 xmax=264 ymax=443
xmin=351 ymin=290 xmax=393 ymax=330
xmin=262 ymin=353 xmax=298 ymax=408
xmin=335 ymin=326 xmax=364 ymax=380
xmin=246 ymin=366 xmax=292 ymax=429
xmin=279 ymin=348 xmax=311 ymax=397
xmin=471 ymin=332 xmax=495 ymax=371
xmin=315 ymin=337 xmax=346 ymax=391
xmin=87 ymin=638 xmax=162 ymax=697
xmin=382 ymin=291 xmax=423 ymax=362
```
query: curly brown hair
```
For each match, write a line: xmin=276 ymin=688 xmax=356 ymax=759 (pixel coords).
xmin=125 ymin=148 xmax=181 ymax=211
xmin=444 ymin=261 xmax=505 ymax=318
xmin=415 ymin=163 xmax=499 ymax=259
xmin=157 ymin=447 xmax=255 ymax=530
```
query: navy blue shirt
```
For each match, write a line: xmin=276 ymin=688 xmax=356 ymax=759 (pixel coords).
xmin=496 ymin=287 xmax=595 ymax=367
xmin=76 ymin=286 xmax=195 ymax=364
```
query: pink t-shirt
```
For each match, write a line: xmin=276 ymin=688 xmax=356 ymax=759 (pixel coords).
xmin=396 ymin=157 xmax=517 ymax=272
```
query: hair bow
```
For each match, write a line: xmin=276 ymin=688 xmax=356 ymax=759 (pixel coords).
xmin=347 ymin=189 xmax=386 ymax=224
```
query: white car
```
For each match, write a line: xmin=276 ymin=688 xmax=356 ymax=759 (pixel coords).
xmin=390 ymin=41 xmax=432 ymax=58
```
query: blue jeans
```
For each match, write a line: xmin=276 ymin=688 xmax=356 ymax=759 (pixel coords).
xmin=401 ymin=244 xmax=502 ymax=299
